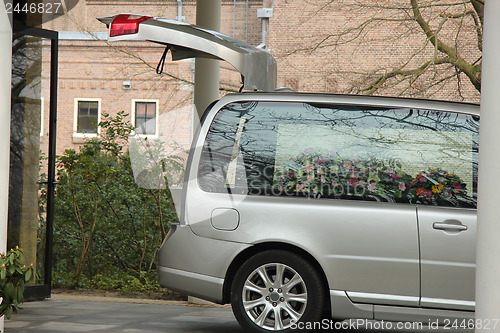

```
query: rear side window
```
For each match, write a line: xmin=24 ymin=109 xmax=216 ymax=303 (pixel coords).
xmin=198 ymin=101 xmax=478 ymax=208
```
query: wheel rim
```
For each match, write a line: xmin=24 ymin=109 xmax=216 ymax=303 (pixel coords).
xmin=242 ymin=263 xmax=308 ymax=331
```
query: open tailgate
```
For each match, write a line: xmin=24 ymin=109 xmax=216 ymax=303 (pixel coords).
xmin=98 ymin=14 xmax=277 ymax=91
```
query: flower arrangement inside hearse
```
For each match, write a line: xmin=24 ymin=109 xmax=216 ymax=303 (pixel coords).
xmin=274 ymin=151 xmax=476 ymax=208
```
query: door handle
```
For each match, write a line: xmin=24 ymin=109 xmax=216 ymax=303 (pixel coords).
xmin=433 ymin=222 xmax=468 ymax=232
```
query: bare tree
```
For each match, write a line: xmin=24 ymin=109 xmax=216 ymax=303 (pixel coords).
xmin=277 ymin=0 xmax=483 ymax=101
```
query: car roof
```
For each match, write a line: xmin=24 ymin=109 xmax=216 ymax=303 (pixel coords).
xmin=214 ymin=92 xmax=480 ymax=116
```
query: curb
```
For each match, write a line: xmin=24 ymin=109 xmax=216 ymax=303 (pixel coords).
xmin=50 ymin=293 xmax=229 ymax=308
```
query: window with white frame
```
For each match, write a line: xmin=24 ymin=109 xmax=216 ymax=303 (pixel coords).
xmin=132 ymin=100 xmax=158 ymax=136
xmin=74 ymin=98 xmax=100 ymax=135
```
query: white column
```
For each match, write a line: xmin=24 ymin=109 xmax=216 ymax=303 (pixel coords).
xmin=476 ymin=1 xmax=500 ymax=330
xmin=194 ymin=0 xmax=221 ymax=121
xmin=0 ymin=3 xmax=12 ymax=332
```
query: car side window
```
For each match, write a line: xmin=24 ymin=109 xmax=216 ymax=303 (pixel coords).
xmin=198 ymin=101 xmax=478 ymax=208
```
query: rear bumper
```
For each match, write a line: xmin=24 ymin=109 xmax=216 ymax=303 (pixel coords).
xmin=158 ymin=266 xmax=224 ymax=303
xmin=158 ymin=224 xmax=251 ymax=303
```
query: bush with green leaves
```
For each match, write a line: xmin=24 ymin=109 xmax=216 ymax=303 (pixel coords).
xmin=0 ymin=247 xmax=34 ymax=319
xmin=52 ymin=111 xmax=178 ymax=289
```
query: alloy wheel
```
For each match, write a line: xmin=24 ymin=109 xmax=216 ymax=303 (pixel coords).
xmin=242 ymin=263 xmax=308 ymax=331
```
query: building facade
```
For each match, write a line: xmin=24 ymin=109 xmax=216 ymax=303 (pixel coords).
xmin=40 ymin=0 xmax=481 ymax=155
xmin=41 ymin=0 xmax=266 ymax=155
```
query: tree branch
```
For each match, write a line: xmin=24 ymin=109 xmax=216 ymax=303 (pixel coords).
xmin=410 ymin=0 xmax=480 ymax=91
xmin=361 ymin=56 xmax=451 ymax=95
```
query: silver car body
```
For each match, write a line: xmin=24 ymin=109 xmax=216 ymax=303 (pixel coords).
xmin=100 ymin=14 xmax=477 ymax=325
xmin=159 ymin=92 xmax=477 ymax=322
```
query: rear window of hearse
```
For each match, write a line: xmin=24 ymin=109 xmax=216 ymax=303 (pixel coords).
xmin=198 ymin=101 xmax=478 ymax=208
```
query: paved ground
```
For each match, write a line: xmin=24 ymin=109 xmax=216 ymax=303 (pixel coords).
xmin=5 ymin=295 xmax=242 ymax=333
xmin=5 ymin=294 xmax=473 ymax=332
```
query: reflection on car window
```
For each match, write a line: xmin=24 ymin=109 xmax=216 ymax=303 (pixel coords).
xmin=198 ymin=101 xmax=478 ymax=208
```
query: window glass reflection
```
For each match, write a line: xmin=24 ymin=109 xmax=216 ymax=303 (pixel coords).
xmin=199 ymin=101 xmax=478 ymax=208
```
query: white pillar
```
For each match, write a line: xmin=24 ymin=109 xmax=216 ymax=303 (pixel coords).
xmin=476 ymin=1 xmax=500 ymax=330
xmin=194 ymin=0 xmax=221 ymax=121
xmin=0 ymin=3 xmax=12 ymax=332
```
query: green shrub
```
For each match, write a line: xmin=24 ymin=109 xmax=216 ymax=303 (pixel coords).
xmin=51 ymin=112 xmax=179 ymax=290
xmin=0 ymin=247 xmax=34 ymax=319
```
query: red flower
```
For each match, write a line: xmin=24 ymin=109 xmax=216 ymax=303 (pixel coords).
xmin=390 ymin=174 xmax=400 ymax=181
xmin=416 ymin=188 xmax=426 ymax=196
xmin=349 ymin=177 xmax=358 ymax=187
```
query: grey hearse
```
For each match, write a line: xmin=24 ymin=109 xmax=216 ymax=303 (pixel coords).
xmin=101 ymin=14 xmax=478 ymax=332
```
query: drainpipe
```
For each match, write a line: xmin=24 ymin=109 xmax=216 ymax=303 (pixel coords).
xmin=476 ymin=1 xmax=500 ymax=329
xmin=257 ymin=8 xmax=273 ymax=48
xmin=176 ymin=0 xmax=185 ymax=22
xmin=0 ymin=3 xmax=13 ymax=331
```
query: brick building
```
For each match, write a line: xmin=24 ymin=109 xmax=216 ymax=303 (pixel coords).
xmin=40 ymin=0 xmax=481 ymax=155
xmin=41 ymin=1 xmax=266 ymax=155
xmin=268 ymin=1 xmax=481 ymax=101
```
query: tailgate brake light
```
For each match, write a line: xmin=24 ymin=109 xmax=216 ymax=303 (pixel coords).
xmin=110 ymin=14 xmax=152 ymax=37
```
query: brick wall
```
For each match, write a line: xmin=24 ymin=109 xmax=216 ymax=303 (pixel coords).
xmin=42 ymin=39 xmax=197 ymax=155
xmin=40 ymin=0 xmax=481 ymax=157
xmin=41 ymin=1 xmax=266 ymax=155
xmin=268 ymin=0 xmax=481 ymax=102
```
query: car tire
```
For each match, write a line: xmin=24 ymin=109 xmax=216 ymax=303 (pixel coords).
xmin=231 ymin=250 xmax=325 ymax=332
